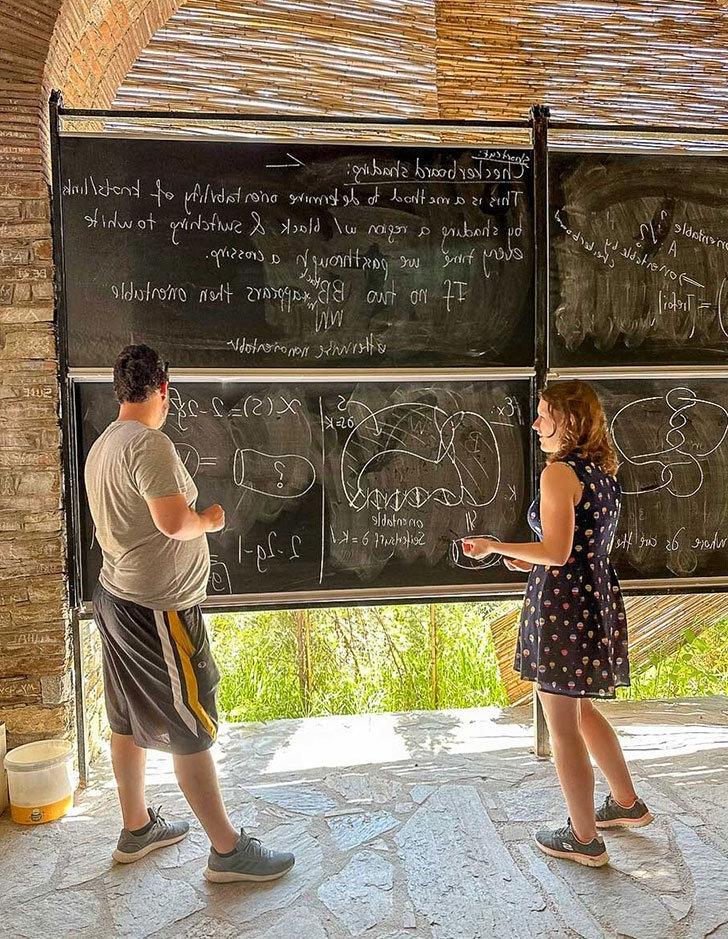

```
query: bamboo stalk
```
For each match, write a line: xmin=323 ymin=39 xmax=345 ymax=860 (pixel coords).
xmin=294 ymin=609 xmax=313 ymax=715
xmin=429 ymin=602 xmax=439 ymax=709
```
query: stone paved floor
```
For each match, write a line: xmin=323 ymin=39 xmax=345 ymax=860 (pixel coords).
xmin=2 ymin=696 xmax=728 ymax=939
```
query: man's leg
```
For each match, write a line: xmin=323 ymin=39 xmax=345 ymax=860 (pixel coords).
xmin=173 ymin=749 xmax=239 ymax=854
xmin=110 ymin=732 xmax=150 ymax=831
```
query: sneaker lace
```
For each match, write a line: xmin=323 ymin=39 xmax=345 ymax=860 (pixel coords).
xmin=556 ymin=821 xmax=574 ymax=841
xmin=564 ymin=817 xmax=601 ymax=846
xmin=150 ymin=804 xmax=166 ymax=825
xmin=242 ymin=832 xmax=274 ymax=859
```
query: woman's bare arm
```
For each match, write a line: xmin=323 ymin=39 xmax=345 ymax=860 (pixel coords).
xmin=463 ymin=463 xmax=579 ymax=567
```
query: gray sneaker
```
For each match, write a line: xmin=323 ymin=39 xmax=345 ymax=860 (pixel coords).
xmin=535 ymin=820 xmax=609 ymax=867
xmin=205 ymin=830 xmax=295 ymax=883
xmin=596 ymin=794 xmax=654 ymax=829
xmin=112 ymin=806 xmax=189 ymax=863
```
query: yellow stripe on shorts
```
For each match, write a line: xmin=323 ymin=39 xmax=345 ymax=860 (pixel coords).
xmin=166 ymin=610 xmax=217 ymax=740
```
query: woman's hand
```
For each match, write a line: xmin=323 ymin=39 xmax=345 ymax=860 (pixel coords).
xmin=504 ymin=558 xmax=532 ymax=573
xmin=461 ymin=537 xmax=498 ymax=560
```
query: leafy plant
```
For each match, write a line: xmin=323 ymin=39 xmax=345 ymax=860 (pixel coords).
xmin=206 ymin=606 xmax=728 ymax=723
xmin=621 ymin=619 xmax=728 ymax=701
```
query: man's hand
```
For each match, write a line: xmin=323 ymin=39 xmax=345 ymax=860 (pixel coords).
xmin=200 ymin=504 xmax=225 ymax=532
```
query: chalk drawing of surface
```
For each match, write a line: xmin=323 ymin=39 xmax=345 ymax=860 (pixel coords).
xmin=610 ymin=387 xmax=728 ymax=498
xmin=233 ymin=448 xmax=317 ymax=499
xmin=341 ymin=402 xmax=502 ymax=512
xmin=451 ymin=535 xmax=502 ymax=570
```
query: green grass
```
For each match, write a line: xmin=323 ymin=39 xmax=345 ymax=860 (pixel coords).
xmin=211 ymin=610 xmax=303 ymax=722
xmin=207 ymin=605 xmax=728 ymax=723
xmin=619 ymin=618 xmax=728 ymax=701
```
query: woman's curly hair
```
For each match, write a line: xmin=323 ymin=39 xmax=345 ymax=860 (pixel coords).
xmin=540 ymin=380 xmax=619 ymax=476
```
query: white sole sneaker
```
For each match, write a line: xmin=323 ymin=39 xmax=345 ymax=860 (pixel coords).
xmin=112 ymin=832 xmax=188 ymax=863
xmin=596 ymin=812 xmax=654 ymax=830
xmin=536 ymin=841 xmax=610 ymax=867
xmin=204 ymin=863 xmax=295 ymax=883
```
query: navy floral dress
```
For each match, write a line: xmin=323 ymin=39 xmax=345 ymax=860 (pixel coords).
xmin=514 ymin=453 xmax=630 ymax=698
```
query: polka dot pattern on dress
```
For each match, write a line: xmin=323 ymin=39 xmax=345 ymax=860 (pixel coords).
xmin=513 ymin=452 xmax=630 ymax=699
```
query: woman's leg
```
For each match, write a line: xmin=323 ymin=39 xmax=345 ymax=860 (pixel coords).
xmin=578 ymin=699 xmax=638 ymax=807
xmin=537 ymin=690 xmax=597 ymax=843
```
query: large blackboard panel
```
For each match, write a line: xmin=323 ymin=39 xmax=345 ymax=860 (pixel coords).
xmin=550 ymin=153 xmax=728 ymax=367
xmin=594 ymin=378 xmax=728 ymax=580
xmin=75 ymin=379 xmax=532 ymax=605
xmin=60 ymin=138 xmax=534 ymax=369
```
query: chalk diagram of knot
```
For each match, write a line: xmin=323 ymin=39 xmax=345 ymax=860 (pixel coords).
xmin=233 ymin=448 xmax=317 ymax=499
xmin=610 ymin=387 xmax=728 ymax=498
xmin=340 ymin=401 xmax=504 ymax=568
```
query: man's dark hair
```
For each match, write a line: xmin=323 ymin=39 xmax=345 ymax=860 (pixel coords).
xmin=113 ymin=344 xmax=168 ymax=404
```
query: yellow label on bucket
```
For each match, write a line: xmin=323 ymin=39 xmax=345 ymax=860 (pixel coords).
xmin=10 ymin=793 xmax=73 ymax=825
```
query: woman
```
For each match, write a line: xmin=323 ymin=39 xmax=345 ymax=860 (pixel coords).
xmin=463 ymin=380 xmax=652 ymax=867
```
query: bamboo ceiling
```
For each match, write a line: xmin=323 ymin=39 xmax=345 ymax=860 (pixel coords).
xmin=115 ymin=0 xmax=439 ymax=115
xmin=111 ymin=0 xmax=728 ymax=128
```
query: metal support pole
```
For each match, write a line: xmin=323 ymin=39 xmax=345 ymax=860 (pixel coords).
xmin=51 ymin=90 xmax=89 ymax=782
xmin=533 ymin=690 xmax=551 ymax=760
xmin=71 ymin=614 xmax=89 ymax=786
xmin=530 ymin=103 xmax=551 ymax=759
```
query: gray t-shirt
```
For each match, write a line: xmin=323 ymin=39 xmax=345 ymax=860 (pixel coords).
xmin=84 ymin=420 xmax=210 ymax=610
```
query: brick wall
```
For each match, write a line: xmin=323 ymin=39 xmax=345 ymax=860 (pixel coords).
xmin=0 ymin=0 xmax=180 ymax=753
xmin=1 ymin=0 xmax=67 ymax=747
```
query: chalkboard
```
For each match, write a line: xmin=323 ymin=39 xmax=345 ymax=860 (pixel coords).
xmin=59 ymin=138 xmax=534 ymax=369
xmin=550 ymin=153 xmax=728 ymax=367
xmin=75 ymin=379 xmax=532 ymax=605
xmin=593 ymin=378 xmax=728 ymax=580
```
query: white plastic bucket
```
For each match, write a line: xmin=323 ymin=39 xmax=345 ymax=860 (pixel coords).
xmin=4 ymin=739 xmax=75 ymax=825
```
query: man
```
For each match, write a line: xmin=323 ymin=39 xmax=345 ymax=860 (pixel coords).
xmin=85 ymin=344 xmax=294 ymax=882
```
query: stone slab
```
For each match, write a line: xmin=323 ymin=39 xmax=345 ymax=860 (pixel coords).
xmin=327 ymin=810 xmax=399 ymax=851
xmin=395 ymin=785 xmax=557 ymax=938
xmin=257 ymin=906 xmax=330 ymax=939
xmin=205 ymin=820 xmax=323 ymax=926
xmin=4 ymin=889 xmax=103 ymax=937
xmin=318 ymin=850 xmax=393 ymax=937
xmin=518 ymin=843 xmax=607 ymax=939
xmin=565 ymin=860 xmax=677 ymax=938
xmin=253 ymin=785 xmax=337 ymax=816
xmin=673 ymin=820 xmax=728 ymax=939
xmin=606 ymin=820 xmax=684 ymax=894
xmin=104 ymin=868 xmax=205 ymax=938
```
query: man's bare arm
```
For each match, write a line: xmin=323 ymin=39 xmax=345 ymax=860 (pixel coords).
xmin=147 ymin=494 xmax=225 ymax=540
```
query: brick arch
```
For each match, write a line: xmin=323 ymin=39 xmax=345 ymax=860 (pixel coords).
xmin=44 ymin=0 xmax=183 ymax=108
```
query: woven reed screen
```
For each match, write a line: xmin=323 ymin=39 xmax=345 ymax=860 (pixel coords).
xmin=115 ymin=0 xmax=438 ymax=114
xmin=113 ymin=0 xmax=728 ymax=128
xmin=492 ymin=594 xmax=728 ymax=705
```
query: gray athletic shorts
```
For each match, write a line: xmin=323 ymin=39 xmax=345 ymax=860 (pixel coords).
xmin=93 ymin=584 xmax=220 ymax=755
